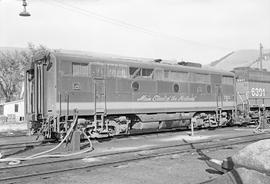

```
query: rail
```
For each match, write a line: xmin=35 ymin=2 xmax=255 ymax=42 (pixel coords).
xmin=0 ymin=114 xmax=93 ymax=165
xmin=0 ymin=132 xmax=269 ymax=182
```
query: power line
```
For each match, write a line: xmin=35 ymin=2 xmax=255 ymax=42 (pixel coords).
xmin=47 ymin=1 xmax=159 ymax=36
xmin=47 ymin=0 xmax=231 ymax=51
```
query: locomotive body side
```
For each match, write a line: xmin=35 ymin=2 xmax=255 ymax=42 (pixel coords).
xmin=235 ymin=67 xmax=270 ymax=123
xmin=25 ymin=51 xmax=236 ymax=139
xmin=56 ymin=53 xmax=235 ymax=113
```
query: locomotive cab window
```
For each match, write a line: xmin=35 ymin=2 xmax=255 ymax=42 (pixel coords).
xmin=72 ymin=63 xmax=88 ymax=76
xmin=129 ymin=67 xmax=141 ymax=78
xmin=129 ymin=67 xmax=153 ymax=79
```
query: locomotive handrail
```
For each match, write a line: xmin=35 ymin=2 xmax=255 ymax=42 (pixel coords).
xmin=237 ymin=91 xmax=245 ymax=112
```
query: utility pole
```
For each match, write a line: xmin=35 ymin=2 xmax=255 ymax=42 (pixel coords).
xmin=259 ymin=43 xmax=263 ymax=70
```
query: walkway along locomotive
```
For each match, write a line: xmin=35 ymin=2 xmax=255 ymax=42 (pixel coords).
xmin=24 ymin=50 xmax=236 ymax=139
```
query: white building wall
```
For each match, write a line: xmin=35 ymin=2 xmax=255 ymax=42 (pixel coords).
xmin=3 ymin=100 xmax=24 ymax=122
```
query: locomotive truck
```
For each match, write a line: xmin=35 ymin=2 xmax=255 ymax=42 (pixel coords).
xmin=24 ymin=50 xmax=236 ymax=139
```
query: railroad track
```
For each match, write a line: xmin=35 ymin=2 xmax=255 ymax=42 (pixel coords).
xmin=0 ymin=128 xmax=187 ymax=149
xmin=0 ymin=141 xmax=44 ymax=150
xmin=0 ymin=132 xmax=269 ymax=183
xmin=0 ymin=127 xmax=263 ymax=150
xmin=0 ymin=134 xmax=27 ymax=139
xmin=0 ymin=128 xmax=209 ymax=150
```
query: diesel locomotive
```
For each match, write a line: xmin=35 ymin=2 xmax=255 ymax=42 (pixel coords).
xmin=24 ymin=50 xmax=236 ymax=139
xmin=235 ymin=67 xmax=270 ymax=124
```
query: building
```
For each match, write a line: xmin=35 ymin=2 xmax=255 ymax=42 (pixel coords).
xmin=0 ymin=99 xmax=24 ymax=122
xmin=209 ymin=49 xmax=270 ymax=71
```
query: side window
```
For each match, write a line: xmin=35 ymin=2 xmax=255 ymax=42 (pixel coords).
xmin=142 ymin=68 xmax=153 ymax=78
xmin=91 ymin=63 xmax=104 ymax=78
xmin=72 ymin=63 xmax=88 ymax=76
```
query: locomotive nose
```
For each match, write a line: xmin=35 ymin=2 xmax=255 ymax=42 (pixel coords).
xmin=25 ymin=51 xmax=51 ymax=124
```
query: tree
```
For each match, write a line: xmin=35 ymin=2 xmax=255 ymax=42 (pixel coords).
xmin=0 ymin=43 xmax=48 ymax=102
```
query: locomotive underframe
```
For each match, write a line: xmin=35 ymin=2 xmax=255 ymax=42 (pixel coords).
xmin=30 ymin=109 xmax=233 ymax=140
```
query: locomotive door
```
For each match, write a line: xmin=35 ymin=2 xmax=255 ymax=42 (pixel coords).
xmin=91 ymin=62 xmax=106 ymax=114
xmin=94 ymin=79 xmax=106 ymax=113
xmin=215 ymin=85 xmax=223 ymax=122
xmin=216 ymin=85 xmax=223 ymax=108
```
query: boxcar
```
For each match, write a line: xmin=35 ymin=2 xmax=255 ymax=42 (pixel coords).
xmin=25 ymin=50 xmax=235 ymax=139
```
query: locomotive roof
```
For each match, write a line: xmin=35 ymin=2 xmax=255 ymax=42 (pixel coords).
xmin=52 ymin=50 xmax=234 ymax=76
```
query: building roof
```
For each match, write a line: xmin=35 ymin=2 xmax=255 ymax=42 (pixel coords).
xmin=209 ymin=49 xmax=270 ymax=72
xmin=0 ymin=99 xmax=24 ymax=106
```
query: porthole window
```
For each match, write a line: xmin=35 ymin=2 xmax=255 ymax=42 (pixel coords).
xmin=207 ymin=85 xmax=211 ymax=94
xmin=132 ymin=81 xmax=139 ymax=92
xmin=173 ymin=84 xmax=179 ymax=93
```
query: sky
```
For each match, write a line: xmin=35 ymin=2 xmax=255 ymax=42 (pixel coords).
xmin=0 ymin=0 xmax=270 ymax=64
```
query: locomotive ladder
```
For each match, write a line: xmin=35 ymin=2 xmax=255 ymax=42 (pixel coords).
xmin=93 ymin=78 xmax=108 ymax=134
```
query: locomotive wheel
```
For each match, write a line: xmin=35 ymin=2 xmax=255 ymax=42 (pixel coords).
xmin=49 ymin=132 xmax=61 ymax=141
xmin=108 ymin=120 xmax=121 ymax=136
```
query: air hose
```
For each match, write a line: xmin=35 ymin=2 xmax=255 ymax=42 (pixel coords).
xmin=0 ymin=115 xmax=94 ymax=165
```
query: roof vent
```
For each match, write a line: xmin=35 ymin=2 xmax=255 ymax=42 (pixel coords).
xmin=177 ymin=61 xmax=202 ymax=68
xmin=153 ymin=59 xmax=162 ymax=63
